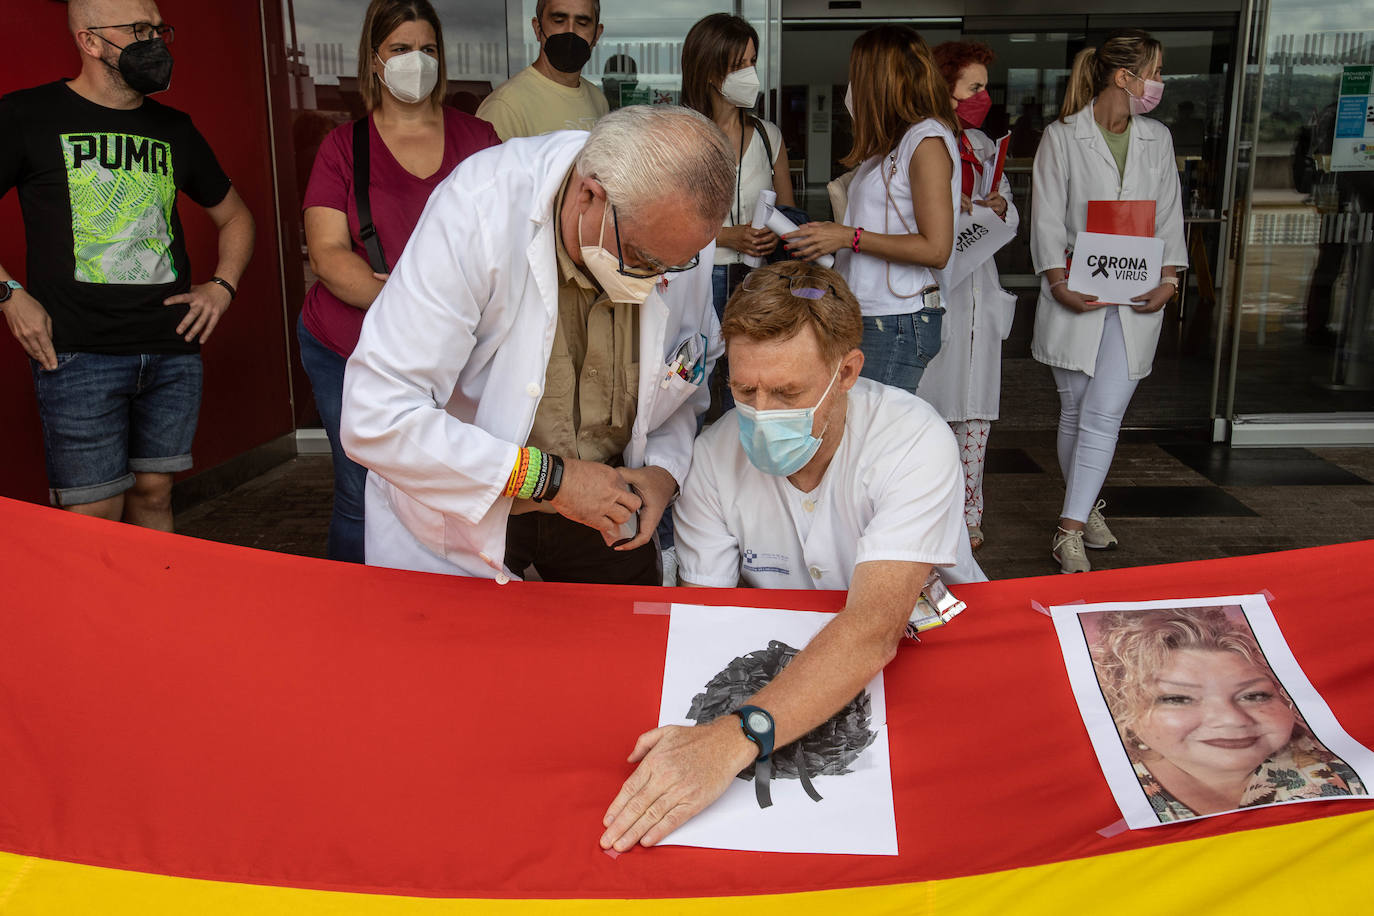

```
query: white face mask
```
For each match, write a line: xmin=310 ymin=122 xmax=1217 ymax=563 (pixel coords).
xmin=578 ymin=205 xmax=660 ymax=304
xmin=377 ymin=50 xmax=439 ymax=104
xmin=718 ymin=66 xmax=760 ymax=108
xmin=844 ymin=82 xmax=854 ymax=119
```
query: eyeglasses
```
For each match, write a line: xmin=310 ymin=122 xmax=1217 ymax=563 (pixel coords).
xmin=90 ymin=22 xmax=176 ymax=44
xmin=609 ymin=206 xmax=700 ymax=278
xmin=739 ymin=265 xmax=841 ymax=300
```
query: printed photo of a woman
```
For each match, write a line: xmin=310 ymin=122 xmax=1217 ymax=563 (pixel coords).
xmin=1085 ymin=606 xmax=1367 ymax=823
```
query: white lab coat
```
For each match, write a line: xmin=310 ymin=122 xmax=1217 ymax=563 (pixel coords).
xmin=919 ymin=128 xmax=1020 ymax=422
xmin=1029 ymin=100 xmax=1187 ymax=380
xmin=341 ymin=131 xmax=719 ymax=579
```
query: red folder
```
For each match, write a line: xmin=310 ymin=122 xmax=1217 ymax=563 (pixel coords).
xmin=986 ymin=134 xmax=1011 ymax=196
xmin=1086 ymin=200 xmax=1156 ymax=237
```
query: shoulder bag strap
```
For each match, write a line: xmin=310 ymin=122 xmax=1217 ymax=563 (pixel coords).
xmin=352 ymin=117 xmax=389 ymax=274
xmin=749 ymin=115 xmax=775 ymax=177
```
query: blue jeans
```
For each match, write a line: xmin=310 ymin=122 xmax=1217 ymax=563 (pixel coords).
xmin=297 ymin=315 xmax=367 ymax=563
xmin=858 ymin=308 xmax=944 ymax=394
xmin=31 ymin=351 xmax=201 ymax=506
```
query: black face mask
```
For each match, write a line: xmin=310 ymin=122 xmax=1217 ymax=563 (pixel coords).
xmin=542 ymin=32 xmax=592 ymax=74
xmin=97 ymin=35 xmax=174 ymax=96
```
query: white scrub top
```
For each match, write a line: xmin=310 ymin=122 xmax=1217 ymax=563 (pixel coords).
xmin=673 ymin=378 xmax=963 ymax=590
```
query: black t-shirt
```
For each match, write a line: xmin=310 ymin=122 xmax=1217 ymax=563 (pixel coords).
xmin=0 ymin=81 xmax=231 ymax=354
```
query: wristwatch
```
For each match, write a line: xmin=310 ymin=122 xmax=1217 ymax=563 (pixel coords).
xmin=736 ymin=705 xmax=775 ymax=761
xmin=0 ymin=279 xmax=22 ymax=305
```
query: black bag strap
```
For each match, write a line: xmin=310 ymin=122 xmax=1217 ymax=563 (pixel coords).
xmin=748 ymin=115 xmax=775 ymax=178
xmin=352 ymin=117 xmax=389 ymax=274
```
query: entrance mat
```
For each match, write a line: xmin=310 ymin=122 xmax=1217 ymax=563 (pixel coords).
xmin=1097 ymin=485 xmax=1258 ymax=518
xmin=1161 ymin=444 xmax=1371 ymax=487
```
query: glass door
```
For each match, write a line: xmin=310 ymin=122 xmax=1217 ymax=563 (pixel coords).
xmin=1219 ymin=0 xmax=1374 ymax=444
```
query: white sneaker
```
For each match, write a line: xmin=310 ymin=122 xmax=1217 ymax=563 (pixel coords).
xmin=1052 ymin=527 xmax=1090 ymax=574
xmin=1083 ymin=499 xmax=1118 ymax=550
xmin=661 ymin=545 xmax=678 ymax=587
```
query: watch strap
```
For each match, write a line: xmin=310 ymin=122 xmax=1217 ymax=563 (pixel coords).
xmin=753 ymin=755 xmax=773 ymax=809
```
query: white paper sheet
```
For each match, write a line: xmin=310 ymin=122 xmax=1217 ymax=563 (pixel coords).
xmin=941 ymin=204 xmax=1017 ymax=291
xmin=1069 ymin=230 xmax=1165 ymax=305
xmin=1050 ymin=594 xmax=1374 ymax=830
xmin=656 ymin=603 xmax=897 ymax=855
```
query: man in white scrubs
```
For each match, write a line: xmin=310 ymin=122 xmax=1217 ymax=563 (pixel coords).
xmin=599 ymin=261 xmax=965 ymax=852
xmin=342 ymin=107 xmax=734 ymax=584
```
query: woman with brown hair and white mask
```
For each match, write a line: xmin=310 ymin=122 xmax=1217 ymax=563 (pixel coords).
xmin=1030 ymin=29 xmax=1186 ymax=574
xmin=298 ymin=0 xmax=499 ymax=563
xmin=680 ymin=13 xmax=796 ymax=405
xmin=783 ymin=25 xmax=959 ymax=398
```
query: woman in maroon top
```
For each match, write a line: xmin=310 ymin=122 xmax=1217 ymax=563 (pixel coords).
xmin=297 ymin=0 xmax=499 ymax=563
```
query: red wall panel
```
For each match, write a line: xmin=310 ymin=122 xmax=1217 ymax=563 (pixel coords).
xmin=0 ymin=1 xmax=293 ymax=504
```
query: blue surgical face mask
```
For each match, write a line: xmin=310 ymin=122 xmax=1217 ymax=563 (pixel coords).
xmin=735 ymin=364 xmax=842 ymax=477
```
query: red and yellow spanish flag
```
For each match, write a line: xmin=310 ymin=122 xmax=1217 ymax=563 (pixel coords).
xmin=1 ymin=498 xmax=1370 ymax=912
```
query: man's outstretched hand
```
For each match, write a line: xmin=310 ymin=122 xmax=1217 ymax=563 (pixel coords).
xmin=599 ymin=717 xmax=757 ymax=853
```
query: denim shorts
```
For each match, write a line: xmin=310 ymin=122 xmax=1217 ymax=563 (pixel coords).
xmin=31 ymin=352 xmax=202 ymax=506
xmin=858 ymin=307 xmax=944 ymax=394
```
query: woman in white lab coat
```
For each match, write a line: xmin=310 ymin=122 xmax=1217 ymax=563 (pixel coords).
xmin=1030 ymin=28 xmax=1187 ymax=574
xmin=917 ymin=41 xmax=1019 ymax=551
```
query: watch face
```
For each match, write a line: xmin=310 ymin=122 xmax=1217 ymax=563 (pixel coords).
xmin=746 ymin=711 xmax=772 ymax=734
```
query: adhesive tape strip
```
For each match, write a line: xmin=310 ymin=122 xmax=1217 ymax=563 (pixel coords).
xmin=1032 ymin=597 xmax=1087 ymax=616
xmin=603 ymin=847 xmax=622 ymax=859
xmin=1097 ymin=817 xmax=1129 ymax=838
xmin=633 ymin=601 xmax=671 ymax=616
xmin=1261 ymin=588 xmax=1276 ymax=602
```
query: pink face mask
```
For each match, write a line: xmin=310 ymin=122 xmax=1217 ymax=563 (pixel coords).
xmin=955 ymin=89 xmax=991 ymax=129
xmin=1126 ymin=73 xmax=1164 ymax=116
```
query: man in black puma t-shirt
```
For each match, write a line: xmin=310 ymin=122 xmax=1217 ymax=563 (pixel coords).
xmin=0 ymin=0 xmax=254 ymax=529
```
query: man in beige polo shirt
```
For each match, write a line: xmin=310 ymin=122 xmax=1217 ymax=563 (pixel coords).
xmin=476 ymin=0 xmax=609 ymax=140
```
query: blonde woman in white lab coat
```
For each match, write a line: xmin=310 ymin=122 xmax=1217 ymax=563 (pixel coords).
xmin=1030 ymin=28 xmax=1186 ymax=574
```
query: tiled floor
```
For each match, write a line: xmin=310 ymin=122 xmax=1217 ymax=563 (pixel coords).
xmin=176 ymin=431 xmax=1374 ymax=581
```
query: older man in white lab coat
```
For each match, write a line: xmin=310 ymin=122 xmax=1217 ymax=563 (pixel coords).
xmin=341 ymin=106 xmax=733 ymax=584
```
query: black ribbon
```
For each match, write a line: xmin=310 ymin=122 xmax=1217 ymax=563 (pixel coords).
xmin=1091 ymin=261 xmax=1109 ymax=278
xmin=795 ymin=745 xmax=823 ymax=803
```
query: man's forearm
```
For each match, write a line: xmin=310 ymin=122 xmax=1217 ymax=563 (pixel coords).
xmin=740 ymin=561 xmax=930 ymax=748
xmin=743 ymin=608 xmax=901 ymax=749
xmin=212 ymin=210 xmax=255 ymax=287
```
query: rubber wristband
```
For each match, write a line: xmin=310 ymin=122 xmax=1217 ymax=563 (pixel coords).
xmin=1049 ymin=279 xmax=1068 ymax=290
xmin=851 ymin=227 xmax=864 ymax=253
xmin=209 ymin=276 xmax=237 ymax=301
xmin=531 ymin=450 xmax=551 ymax=500
xmin=1161 ymin=276 xmax=1180 ymax=287
xmin=518 ymin=450 xmax=541 ymax=500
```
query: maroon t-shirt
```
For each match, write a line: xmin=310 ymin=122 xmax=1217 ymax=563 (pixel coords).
xmin=301 ymin=107 xmax=500 ymax=357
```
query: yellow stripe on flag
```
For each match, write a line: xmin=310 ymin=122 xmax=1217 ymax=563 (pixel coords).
xmin=1 ymin=810 xmax=1370 ymax=914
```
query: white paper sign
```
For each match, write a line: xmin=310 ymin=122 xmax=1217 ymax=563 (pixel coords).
xmin=1049 ymin=594 xmax=1374 ymax=830
xmin=1069 ymin=230 xmax=1164 ymax=305
xmin=941 ymin=204 xmax=1017 ymax=290
xmin=656 ymin=603 xmax=896 ymax=856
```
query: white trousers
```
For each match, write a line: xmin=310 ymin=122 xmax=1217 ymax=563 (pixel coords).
xmin=1051 ymin=308 xmax=1140 ymax=524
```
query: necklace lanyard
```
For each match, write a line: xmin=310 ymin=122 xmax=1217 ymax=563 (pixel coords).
xmin=879 ymin=148 xmax=924 ymax=300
